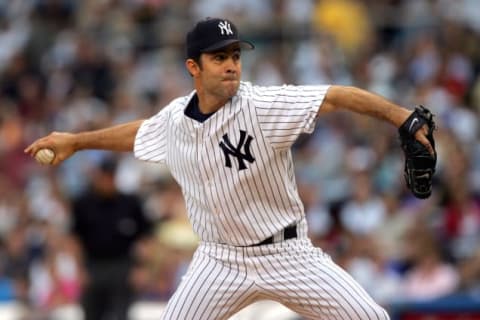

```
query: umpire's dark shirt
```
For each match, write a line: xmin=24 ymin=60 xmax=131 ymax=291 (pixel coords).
xmin=72 ymin=191 xmax=151 ymax=262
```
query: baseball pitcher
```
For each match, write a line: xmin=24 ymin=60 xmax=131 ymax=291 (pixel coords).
xmin=25 ymin=18 xmax=436 ymax=320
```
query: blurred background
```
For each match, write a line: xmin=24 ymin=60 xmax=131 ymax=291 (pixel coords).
xmin=1 ymin=0 xmax=480 ymax=319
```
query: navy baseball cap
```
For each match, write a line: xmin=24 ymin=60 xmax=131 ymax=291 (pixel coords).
xmin=186 ymin=18 xmax=254 ymax=59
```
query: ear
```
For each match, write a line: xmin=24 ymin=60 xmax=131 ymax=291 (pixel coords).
xmin=185 ymin=59 xmax=201 ymax=77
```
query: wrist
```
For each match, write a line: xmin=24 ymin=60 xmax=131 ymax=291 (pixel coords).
xmin=395 ymin=108 xmax=412 ymax=128
xmin=71 ymin=132 xmax=84 ymax=152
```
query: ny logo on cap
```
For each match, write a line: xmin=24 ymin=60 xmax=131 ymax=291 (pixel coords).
xmin=218 ymin=20 xmax=233 ymax=35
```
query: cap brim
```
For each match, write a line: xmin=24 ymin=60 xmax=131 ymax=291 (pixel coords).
xmin=202 ymin=39 xmax=254 ymax=53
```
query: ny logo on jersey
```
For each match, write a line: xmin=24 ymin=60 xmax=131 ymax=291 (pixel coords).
xmin=219 ymin=130 xmax=255 ymax=170
xmin=218 ymin=20 xmax=233 ymax=35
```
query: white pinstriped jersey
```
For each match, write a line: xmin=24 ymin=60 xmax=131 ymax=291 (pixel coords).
xmin=134 ymin=81 xmax=330 ymax=246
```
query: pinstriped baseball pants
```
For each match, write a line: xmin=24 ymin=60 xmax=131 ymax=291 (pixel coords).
xmin=161 ymin=239 xmax=390 ymax=320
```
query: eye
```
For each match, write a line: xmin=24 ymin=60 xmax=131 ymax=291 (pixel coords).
xmin=214 ymin=54 xmax=226 ymax=62
xmin=233 ymin=52 xmax=241 ymax=61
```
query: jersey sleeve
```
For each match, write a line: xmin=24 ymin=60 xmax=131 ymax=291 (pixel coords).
xmin=252 ymin=84 xmax=330 ymax=149
xmin=134 ymin=108 xmax=169 ymax=163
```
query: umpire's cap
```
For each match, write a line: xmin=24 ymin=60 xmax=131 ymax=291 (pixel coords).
xmin=186 ymin=18 xmax=254 ymax=59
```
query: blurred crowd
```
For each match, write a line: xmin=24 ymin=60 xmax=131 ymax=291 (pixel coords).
xmin=1 ymin=0 xmax=480 ymax=319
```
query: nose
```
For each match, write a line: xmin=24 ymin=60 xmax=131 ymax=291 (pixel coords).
xmin=225 ymin=57 xmax=238 ymax=74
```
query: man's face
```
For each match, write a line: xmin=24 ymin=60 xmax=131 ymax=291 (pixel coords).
xmin=194 ymin=44 xmax=242 ymax=100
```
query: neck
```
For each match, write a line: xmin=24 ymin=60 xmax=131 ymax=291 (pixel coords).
xmin=196 ymin=89 xmax=229 ymax=114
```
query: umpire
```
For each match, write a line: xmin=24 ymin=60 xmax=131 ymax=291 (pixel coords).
xmin=71 ymin=156 xmax=152 ymax=320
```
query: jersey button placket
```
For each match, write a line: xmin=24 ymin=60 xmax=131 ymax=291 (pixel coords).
xmin=196 ymin=127 xmax=211 ymax=187
xmin=198 ymin=128 xmax=211 ymax=186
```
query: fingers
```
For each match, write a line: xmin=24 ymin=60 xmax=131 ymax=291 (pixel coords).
xmin=25 ymin=132 xmax=76 ymax=166
xmin=51 ymin=156 xmax=62 ymax=166
xmin=415 ymin=125 xmax=434 ymax=156
xmin=418 ymin=136 xmax=434 ymax=155
xmin=24 ymin=137 xmax=50 ymax=157
xmin=24 ymin=133 xmax=59 ymax=160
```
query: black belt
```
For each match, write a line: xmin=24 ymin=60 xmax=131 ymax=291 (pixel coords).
xmin=251 ymin=224 xmax=297 ymax=246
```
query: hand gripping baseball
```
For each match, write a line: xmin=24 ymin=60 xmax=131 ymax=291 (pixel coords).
xmin=398 ymin=106 xmax=437 ymax=199
xmin=24 ymin=132 xmax=77 ymax=166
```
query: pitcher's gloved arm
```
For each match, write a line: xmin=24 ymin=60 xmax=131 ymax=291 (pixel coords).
xmin=318 ymin=86 xmax=437 ymax=198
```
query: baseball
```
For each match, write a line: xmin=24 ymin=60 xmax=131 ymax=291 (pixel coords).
xmin=35 ymin=148 xmax=55 ymax=165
